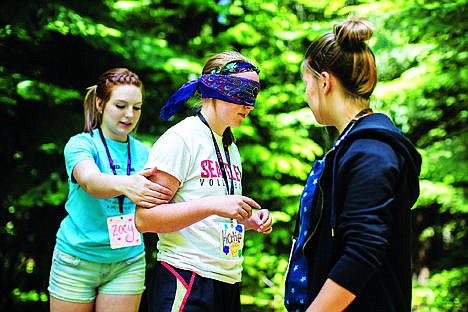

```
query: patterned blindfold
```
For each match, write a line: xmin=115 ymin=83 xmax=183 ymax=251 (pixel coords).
xmin=160 ymin=62 xmax=260 ymax=120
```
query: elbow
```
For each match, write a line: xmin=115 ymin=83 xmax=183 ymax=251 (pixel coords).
xmin=80 ymin=183 xmax=107 ymax=199
xmin=80 ymin=183 xmax=95 ymax=197
xmin=135 ymin=207 xmax=150 ymax=233
xmin=135 ymin=206 xmax=169 ymax=233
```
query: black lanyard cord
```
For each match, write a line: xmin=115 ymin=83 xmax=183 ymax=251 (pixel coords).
xmin=98 ymin=127 xmax=131 ymax=214
xmin=197 ymin=112 xmax=235 ymax=195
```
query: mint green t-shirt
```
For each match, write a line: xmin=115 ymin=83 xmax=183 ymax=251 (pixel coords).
xmin=56 ymin=129 xmax=149 ymax=263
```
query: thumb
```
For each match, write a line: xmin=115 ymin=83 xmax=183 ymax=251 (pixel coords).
xmin=141 ymin=167 xmax=158 ymax=177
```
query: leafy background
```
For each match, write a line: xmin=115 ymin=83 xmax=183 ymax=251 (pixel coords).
xmin=0 ymin=0 xmax=466 ymax=311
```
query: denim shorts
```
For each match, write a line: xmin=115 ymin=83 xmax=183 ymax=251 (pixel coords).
xmin=48 ymin=247 xmax=146 ymax=303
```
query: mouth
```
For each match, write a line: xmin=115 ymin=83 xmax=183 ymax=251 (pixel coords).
xmin=120 ymin=121 xmax=133 ymax=128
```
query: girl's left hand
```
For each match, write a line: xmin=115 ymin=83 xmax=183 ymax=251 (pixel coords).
xmin=245 ymin=209 xmax=273 ymax=234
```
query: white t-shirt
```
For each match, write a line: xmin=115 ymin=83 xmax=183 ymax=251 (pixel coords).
xmin=145 ymin=116 xmax=245 ymax=283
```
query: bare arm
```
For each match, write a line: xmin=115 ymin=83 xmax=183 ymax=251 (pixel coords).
xmin=305 ymin=279 xmax=356 ymax=312
xmin=135 ymin=170 xmax=259 ymax=233
xmin=73 ymin=160 xmax=172 ymax=207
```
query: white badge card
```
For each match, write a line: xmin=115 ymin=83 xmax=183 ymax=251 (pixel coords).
xmin=219 ymin=221 xmax=245 ymax=258
xmin=107 ymin=214 xmax=142 ymax=249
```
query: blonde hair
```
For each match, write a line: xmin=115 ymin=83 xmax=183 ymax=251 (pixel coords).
xmin=83 ymin=68 xmax=143 ymax=132
xmin=303 ymin=17 xmax=377 ymax=104
xmin=202 ymin=51 xmax=252 ymax=74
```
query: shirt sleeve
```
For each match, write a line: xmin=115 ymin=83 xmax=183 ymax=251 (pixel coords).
xmin=145 ymin=130 xmax=192 ymax=186
xmin=64 ymin=134 xmax=97 ymax=180
xmin=328 ymin=137 xmax=401 ymax=295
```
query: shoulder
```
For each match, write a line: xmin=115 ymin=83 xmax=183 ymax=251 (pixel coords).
xmin=338 ymin=113 xmax=396 ymax=151
xmin=159 ymin=116 xmax=207 ymax=142
xmin=229 ymin=142 xmax=240 ymax=155
xmin=353 ymin=113 xmax=400 ymax=134
xmin=170 ymin=116 xmax=204 ymax=133
xmin=349 ymin=113 xmax=419 ymax=160
xmin=65 ymin=130 xmax=99 ymax=152
xmin=67 ymin=130 xmax=95 ymax=143
xmin=336 ymin=113 xmax=421 ymax=173
xmin=63 ymin=131 xmax=100 ymax=172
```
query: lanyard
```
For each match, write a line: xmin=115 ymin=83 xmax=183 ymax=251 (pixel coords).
xmin=197 ymin=112 xmax=235 ymax=195
xmin=98 ymin=128 xmax=131 ymax=214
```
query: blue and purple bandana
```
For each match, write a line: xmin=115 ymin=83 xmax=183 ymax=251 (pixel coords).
xmin=160 ymin=62 xmax=260 ymax=120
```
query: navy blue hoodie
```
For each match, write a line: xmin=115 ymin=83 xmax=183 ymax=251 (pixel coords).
xmin=303 ymin=113 xmax=422 ymax=311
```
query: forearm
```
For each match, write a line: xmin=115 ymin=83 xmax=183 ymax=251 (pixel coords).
xmin=79 ymin=173 xmax=130 ymax=199
xmin=135 ymin=198 xmax=214 ymax=233
xmin=305 ymin=278 xmax=356 ymax=312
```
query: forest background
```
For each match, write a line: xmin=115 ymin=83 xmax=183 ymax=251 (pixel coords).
xmin=0 ymin=0 xmax=466 ymax=311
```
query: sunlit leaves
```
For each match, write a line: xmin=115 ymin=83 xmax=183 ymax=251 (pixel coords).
xmin=417 ymin=180 xmax=468 ymax=214
xmin=163 ymin=58 xmax=202 ymax=76
xmin=112 ymin=0 xmax=152 ymax=11
xmin=45 ymin=6 xmax=121 ymax=37
xmin=16 ymin=80 xmax=80 ymax=104
xmin=12 ymin=288 xmax=48 ymax=303
xmin=412 ymin=267 xmax=468 ymax=311
xmin=222 ymin=22 xmax=262 ymax=46
xmin=17 ymin=172 xmax=68 ymax=208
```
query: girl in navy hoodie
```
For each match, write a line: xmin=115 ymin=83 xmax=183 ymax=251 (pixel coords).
xmin=284 ymin=17 xmax=421 ymax=312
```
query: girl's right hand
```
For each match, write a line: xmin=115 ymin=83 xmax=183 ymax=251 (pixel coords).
xmin=125 ymin=167 xmax=173 ymax=207
xmin=211 ymin=195 xmax=260 ymax=222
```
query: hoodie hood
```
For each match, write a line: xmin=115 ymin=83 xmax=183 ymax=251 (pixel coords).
xmin=344 ymin=113 xmax=422 ymax=205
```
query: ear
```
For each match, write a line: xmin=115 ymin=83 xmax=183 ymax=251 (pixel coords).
xmin=96 ymin=97 xmax=103 ymax=113
xmin=320 ymin=71 xmax=332 ymax=95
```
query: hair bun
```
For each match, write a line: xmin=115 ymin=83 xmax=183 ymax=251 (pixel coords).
xmin=334 ymin=17 xmax=374 ymax=51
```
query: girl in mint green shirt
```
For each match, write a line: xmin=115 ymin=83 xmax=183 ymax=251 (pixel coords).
xmin=48 ymin=68 xmax=171 ymax=312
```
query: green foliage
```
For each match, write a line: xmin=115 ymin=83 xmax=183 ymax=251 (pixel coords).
xmin=413 ymin=266 xmax=468 ymax=312
xmin=0 ymin=0 xmax=466 ymax=311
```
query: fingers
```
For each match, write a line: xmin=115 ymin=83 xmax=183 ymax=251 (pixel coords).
xmin=139 ymin=167 xmax=158 ymax=178
xmin=231 ymin=196 xmax=258 ymax=222
xmin=137 ymin=167 xmax=173 ymax=197
xmin=256 ymin=209 xmax=273 ymax=234
xmin=238 ymin=202 xmax=252 ymax=220
xmin=146 ymin=185 xmax=172 ymax=200
xmin=141 ymin=189 xmax=171 ymax=205
xmin=137 ymin=198 xmax=170 ymax=208
xmin=137 ymin=201 xmax=156 ymax=209
xmin=242 ymin=202 xmax=252 ymax=217
xmin=150 ymin=182 xmax=173 ymax=197
xmin=134 ymin=181 xmax=172 ymax=207
xmin=242 ymin=196 xmax=261 ymax=210
xmin=258 ymin=220 xmax=273 ymax=234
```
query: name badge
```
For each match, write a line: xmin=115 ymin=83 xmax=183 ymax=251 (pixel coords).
xmin=107 ymin=213 xmax=142 ymax=249
xmin=219 ymin=221 xmax=244 ymax=258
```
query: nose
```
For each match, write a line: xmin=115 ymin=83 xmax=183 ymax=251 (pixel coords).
xmin=125 ymin=107 xmax=134 ymax=118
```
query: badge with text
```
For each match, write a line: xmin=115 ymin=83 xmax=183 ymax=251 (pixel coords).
xmin=107 ymin=214 xmax=142 ymax=249
xmin=219 ymin=221 xmax=244 ymax=258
